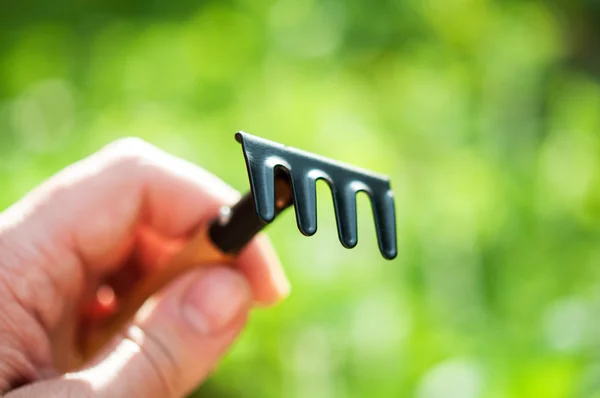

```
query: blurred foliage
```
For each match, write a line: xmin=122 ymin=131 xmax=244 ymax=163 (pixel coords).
xmin=2 ymin=0 xmax=600 ymax=397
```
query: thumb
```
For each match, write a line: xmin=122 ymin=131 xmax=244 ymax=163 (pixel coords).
xmin=7 ymin=266 xmax=252 ymax=398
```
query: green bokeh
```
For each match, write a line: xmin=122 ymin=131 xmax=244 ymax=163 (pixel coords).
xmin=1 ymin=0 xmax=600 ymax=397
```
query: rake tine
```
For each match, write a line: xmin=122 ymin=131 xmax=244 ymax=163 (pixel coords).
xmin=230 ymin=131 xmax=398 ymax=260
xmin=290 ymin=168 xmax=319 ymax=236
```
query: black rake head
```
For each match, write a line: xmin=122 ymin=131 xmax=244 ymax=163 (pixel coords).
xmin=235 ymin=131 xmax=397 ymax=260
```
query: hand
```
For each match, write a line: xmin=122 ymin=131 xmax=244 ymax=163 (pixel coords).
xmin=0 ymin=138 xmax=290 ymax=397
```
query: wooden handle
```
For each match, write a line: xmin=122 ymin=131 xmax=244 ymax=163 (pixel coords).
xmin=81 ymin=224 xmax=234 ymax=360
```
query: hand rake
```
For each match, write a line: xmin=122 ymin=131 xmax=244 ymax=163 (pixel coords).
xmin=82 ymin=131 xmax=397 ymax=359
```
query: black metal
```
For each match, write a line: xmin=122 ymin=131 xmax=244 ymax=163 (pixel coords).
xmin=234 ymin=131 xmax=398 ymax=260
xmin=208 ymin=193 xmax=265 ymax=254
xmin=209 ymin=174 xmax=293 ymax=254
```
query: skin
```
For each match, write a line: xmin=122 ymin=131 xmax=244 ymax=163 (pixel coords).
xmin=0 ymin=138 xmax=290 ymax=397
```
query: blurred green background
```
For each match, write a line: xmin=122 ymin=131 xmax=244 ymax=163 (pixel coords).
xmin=2 ymin=0 xmax=600 ymax=397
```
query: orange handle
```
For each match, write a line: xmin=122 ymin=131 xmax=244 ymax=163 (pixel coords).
xmin=81 ymin=223 xmax=234 ymax=360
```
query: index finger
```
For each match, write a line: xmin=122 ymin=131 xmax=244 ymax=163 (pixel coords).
xmin=7 ymin=137 xmax=290 ymax=305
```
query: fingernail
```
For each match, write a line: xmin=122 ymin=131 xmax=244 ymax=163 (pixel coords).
xmin=182 ymin=267 xmax=251 ymax=335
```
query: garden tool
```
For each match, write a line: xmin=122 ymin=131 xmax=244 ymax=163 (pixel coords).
xmin=82 ymin=131 xmax=397 ymax=359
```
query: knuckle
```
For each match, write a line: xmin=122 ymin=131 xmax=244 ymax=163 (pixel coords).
xmin=101 ymin=137 xmax=158 ymax=167
xmin=98 ymin=137 xmax=163 ymax=181
xmin=105 ymin=136 xmax=151 ymax=154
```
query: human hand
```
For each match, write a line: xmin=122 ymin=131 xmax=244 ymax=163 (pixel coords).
xmin=0 ymin=138 xmax=290 ymax=397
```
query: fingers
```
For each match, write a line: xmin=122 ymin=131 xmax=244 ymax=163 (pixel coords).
xmin=237 ymin=233 xmax=291 ymax=305
xmin=4 ymin=137 xmax=289 ymax=305
xmin=5 ymin=266 xmax=252 ymax=398
xmin=89 ymin=266 xmax=251 ymax=397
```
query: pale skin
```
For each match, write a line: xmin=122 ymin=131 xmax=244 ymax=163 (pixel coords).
xmin=0 ymin=138 xmax=290 ymax=397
